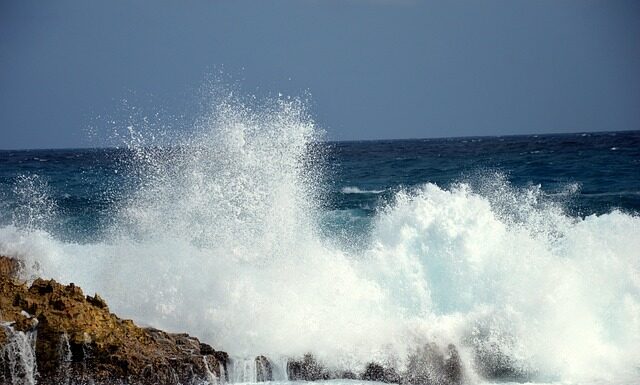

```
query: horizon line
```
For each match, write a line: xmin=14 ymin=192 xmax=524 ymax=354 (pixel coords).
xmin=1 ymin=128 xmax=638 ymax=152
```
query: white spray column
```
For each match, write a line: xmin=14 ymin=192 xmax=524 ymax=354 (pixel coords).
xmin=0 ymin=323 xmax=38 ymax=385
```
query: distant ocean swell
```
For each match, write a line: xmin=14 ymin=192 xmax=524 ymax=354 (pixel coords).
xmin=0 ymin=92 xmax=639 ymax=384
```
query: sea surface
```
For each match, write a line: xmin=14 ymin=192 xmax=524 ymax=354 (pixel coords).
xmin=1 ymin=132 xmax=638 ymax=242
xmin=0 ymin=96 xmax=639 ymax=385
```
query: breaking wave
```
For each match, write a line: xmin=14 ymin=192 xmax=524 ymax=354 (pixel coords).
xmin=0 ymin=90 xmax=639 ymax=384
xmin=341 ymin=187 xmax=385 ymax=194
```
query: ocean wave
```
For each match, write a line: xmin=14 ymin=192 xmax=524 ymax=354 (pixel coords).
xmin=341 ymin=186 xmax=385 ymax=194
xmin=0 ymin=90 xmax=638 ymax=384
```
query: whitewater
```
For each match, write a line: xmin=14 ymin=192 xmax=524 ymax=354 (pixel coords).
xmin=0 ymin=92 xmax=639 ymax=385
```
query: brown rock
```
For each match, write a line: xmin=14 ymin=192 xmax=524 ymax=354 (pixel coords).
xmin=86 ymin=293 xmax=108 ymax=309
xmin=0 ymin=255 xmax=228 ymax=385
xmin=0 ymin=256 xmax=21 ymax=278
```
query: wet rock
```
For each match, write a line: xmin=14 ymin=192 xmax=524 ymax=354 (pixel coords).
xmin=287 ymin=353 xmax=330 ymax=381
xmin=0 ymin=255 xmax=229 ymax=385
xmin=403 ymin=343 xmax=464 ymax=385
xmin=471 ymin=340 xmax=533 ymax=381
xmin=362 ymin=362 xmax=385 ymax=381
xmin=0 ymin=256 xmax=20 ymax=278
xmin=255 ymin=355 xmax=273 ymax=381
xmin=0 ymin=324 xmax=38 ymax=385
xmin=467 ymin=326 xmax=536 ymax=382
xmin=199 ymin=342 xmax=215 ymax=355
xmin=444 ymin=344 xmax=463 ymax=385
xmin=361 ymin=362 xmax=401 ymax=383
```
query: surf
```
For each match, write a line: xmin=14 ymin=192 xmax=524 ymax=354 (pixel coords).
xmin=0 ymin=90 xmax=638 ymax=384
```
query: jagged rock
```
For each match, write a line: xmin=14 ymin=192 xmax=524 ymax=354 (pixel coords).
xmin=362 ymin=362 xmax=401 ymax=383
xmin=0 ymin=256 xmax=20 ymax=278
xmin=466 ymin=325 xmax=536 ymax=382
xmin=86 ymin=293 xmax=108 ymax=309
xmin=200 ymin=342 xmax=216 ymax=355
xmin=403 ymin=343 xmax=464 ymax=385
xmin=471 ymin=340 xmax=533 ymax=381
xmin=255 ymin=355 xmax=272 ymax=381
xmin=287 ymin=353 xmax=330 ymax=381
xmin=0 ymin=255 xmax=228 ymax=385
xmin=362 ymin=362 xmax=385 ymax=381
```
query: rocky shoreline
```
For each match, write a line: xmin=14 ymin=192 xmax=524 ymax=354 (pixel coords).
xmin=0 ymin=256 xmax=228 ymax=385
xmin=0 ymin=255 xmax=464 ymax=385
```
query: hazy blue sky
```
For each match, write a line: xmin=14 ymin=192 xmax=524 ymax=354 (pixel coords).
xmin=1 ymin=0 xmax=639 ymax=149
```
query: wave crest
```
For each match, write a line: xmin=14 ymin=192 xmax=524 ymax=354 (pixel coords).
xmin=0 ymin=90 xmax=638 ymax=383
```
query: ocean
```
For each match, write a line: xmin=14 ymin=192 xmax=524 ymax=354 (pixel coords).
xmin=0 ymin=96 xmax=639 ymax=385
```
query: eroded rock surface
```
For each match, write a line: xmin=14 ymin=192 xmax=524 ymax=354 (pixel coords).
xmin=361 ymin=362 xmax=401 ymax=383
xmin=0 ymin=256 xmax=227 ymax=385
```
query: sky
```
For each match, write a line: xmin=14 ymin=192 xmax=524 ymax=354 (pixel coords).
xmin=1 ymin=0 xmax=639 ymax=149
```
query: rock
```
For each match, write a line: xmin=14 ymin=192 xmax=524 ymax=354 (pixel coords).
xmin=467 ymin=326 xmax=535 ymax=382
xmin=403 ymin=343 xmax=464 ymax=385
xmin=287 ymin=353 xmax=330 ymax=381
xmin=362 ymin=362 xmax=401 ymax=383
xmin=471 ymin=340 xmax=532 ymax=381
xmin=0 ymin=255 xmax=229 ymax=385
xmin=86 ymin=293 xmax=108 ymax=309
xmin=362 ymin=362 xmax=385 ymax=381
xmin=1 ymin=255 xmax=471 ymax=385
xmin=255 ymin=355 xmax=272 ymax=381
xmin=199 ymin=342 xmax=216 ymax=355
xmin=11 ymin=311 xmax=38 ymax=332
xmin=0 ymin=256 xmax=20 ymax=278
xmin=444 ymin=344 xmax=463 ymax=385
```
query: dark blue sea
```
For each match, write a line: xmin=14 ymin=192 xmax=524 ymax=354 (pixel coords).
xmin=1 ymin=125 xmax=639 ymax=384
xmin=1 ymin=131 xmax=638 ymax=241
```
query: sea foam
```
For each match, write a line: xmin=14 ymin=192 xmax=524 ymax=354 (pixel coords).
xmin=0 ymin=91 xmax=638 ymax=384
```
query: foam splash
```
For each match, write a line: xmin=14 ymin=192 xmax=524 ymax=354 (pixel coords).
xmin=0 ymin=91 xmax=639 ymax=384
xmin=341 ymin=187 xmax=385 ymax=194
xmin=0 ymin=323 xmax=38 ymax=385
xmin=366 ymin=182 xmax=640 ymax=382
xmin=9 ymin=174 xmax=57 ymax=232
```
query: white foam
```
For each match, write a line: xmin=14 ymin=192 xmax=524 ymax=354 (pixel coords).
xmin=0 ymin=323 xmax=38 ymax=385
xmin=0 ymin=90 xmax=639 ymax=384
xmin=341 ymin=187 xmax=385 ymax=194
